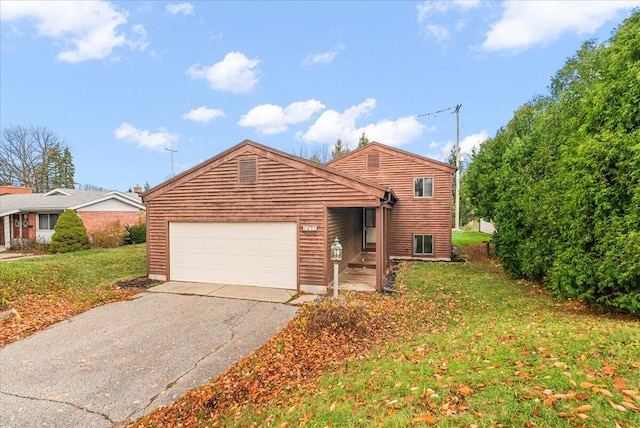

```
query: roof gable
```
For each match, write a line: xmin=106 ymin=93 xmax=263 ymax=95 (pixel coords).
xmin=44 ymin=189 xmax=71 ymax=196
xmin=143 ymin=140 xmax=392 ymax=202
xmin=328 ymin=142 xmax=456 ymax=173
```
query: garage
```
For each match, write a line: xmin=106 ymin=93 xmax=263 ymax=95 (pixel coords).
xmin=169 ymin=222 xmax=297 ymax=289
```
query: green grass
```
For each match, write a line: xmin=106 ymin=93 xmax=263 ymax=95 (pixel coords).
xmin=220 ymin=261 xmax=640 ymax=427
xmin=0 ymin=244 xmax=147 ymax=307
xmin=453 ymin=231 xmax=492 ymax=246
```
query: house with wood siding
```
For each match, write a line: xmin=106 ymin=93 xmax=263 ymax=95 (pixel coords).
xmin=143 ymin=140 xmax=455 ymax=294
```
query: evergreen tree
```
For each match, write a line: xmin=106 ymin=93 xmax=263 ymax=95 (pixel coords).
xmin=331 ymin=138 xmax=349 ymax=160
xmin=357 ymin=131 xmax=369 ymax=148
xmin=52 ymin=147 xmax=75 ymax=188
xmin=464 ymin=10 xmax=640 ymax=314
xmin=50 ymin=210 xmax=89 ymax=253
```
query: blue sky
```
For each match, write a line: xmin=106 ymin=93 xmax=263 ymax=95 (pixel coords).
xmin=1 ymin=1 xmax=638 ymax=191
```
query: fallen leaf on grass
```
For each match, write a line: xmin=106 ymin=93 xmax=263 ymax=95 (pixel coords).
xmin=412 ymin=414 xmax=436 ymax=424
xmin=575 ymin=413 xmax=589 ymax=420
xmin=574 ymin=404 xmax=593 ymax=413
xmin=609 ymin=400 xmax=627 ymax=412
xmin=458 ymin=386 xmax=474 ymax=396
xmin=614 ymin=378 xmax=627 ymax=390
xmin=621 ymin=401 xmax=639 ymax=411
xmin=598 ymin=388 xmax=614 ymax=398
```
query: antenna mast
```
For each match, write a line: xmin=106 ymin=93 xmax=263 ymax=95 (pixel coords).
xmin=165 ymin=147 xmax=177 ymax=177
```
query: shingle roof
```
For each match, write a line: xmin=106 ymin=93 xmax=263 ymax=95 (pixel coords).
xmin=0 ymin=189 xmax=144 ymax=216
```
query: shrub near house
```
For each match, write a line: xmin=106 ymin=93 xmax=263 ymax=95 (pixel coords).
xmin=49 ymin=210 xmax=90 ymax=253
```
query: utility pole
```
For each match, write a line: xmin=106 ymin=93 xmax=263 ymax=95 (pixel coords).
xmin=416 ymin=104 xmax=462 ymax=230
xmin=454 ymin=104 xmax=462 ymax=231
xmin=165 ymin=147 xmax=177 ymax=177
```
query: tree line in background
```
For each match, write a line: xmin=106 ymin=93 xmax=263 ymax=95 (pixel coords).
xmin=0 ymin=125 xmax=75 ymax=191
xmin=295 ymin=132 xmax=370 ymax=164
xmin=464 ymin=11 xmax=640 ymax=314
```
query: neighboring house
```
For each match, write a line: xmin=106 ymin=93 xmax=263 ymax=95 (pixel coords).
xmin=143 ymin=140 xmax=455 ymax=294
xmin=0 ymin=187 xmax=145 ymax=248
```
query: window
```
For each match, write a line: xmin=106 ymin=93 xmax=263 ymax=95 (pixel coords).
xmin=413 ymin=234 xmax=433 ymax=255
xmin=414 ymin=177 xmax=433 ymax=198
xmin=39 ymin=213 xmax=59 ymax=230
xmin=239 ymin=159 xmax=257 ymax=183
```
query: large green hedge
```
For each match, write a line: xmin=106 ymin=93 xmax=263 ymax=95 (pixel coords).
xmin=50 ymin=210 xmax=90 ymax=253
xmin=464 ymin=10 xmax=640 ymax=314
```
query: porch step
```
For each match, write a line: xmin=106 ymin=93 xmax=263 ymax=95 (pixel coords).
xmin=348 ymin=261 xmax=376 ymax=269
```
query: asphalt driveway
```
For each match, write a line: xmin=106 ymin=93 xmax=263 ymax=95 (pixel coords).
xmin=0 ymin=292 xmax=298 ymax=427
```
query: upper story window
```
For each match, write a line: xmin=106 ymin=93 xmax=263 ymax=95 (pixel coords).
xmin=238 ymin=159 xmax=257 ymax=183
xmin=39 ymin=213 xmax=59 ymax=230
xmin=414 ymin=177 xmax=433 ymax=198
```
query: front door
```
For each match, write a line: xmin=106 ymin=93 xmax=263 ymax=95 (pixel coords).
xmin=12 ymin=214 xmax=30 ymax=241
xmin=364 ymin=208 xmax=376 ymax=249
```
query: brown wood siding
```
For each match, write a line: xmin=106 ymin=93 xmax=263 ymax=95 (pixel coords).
xmin=326 ymin=207 xmax=363 ymax=281
xmin=146 ymin=152 xmax=381 ymax=288
xmin=331 ymin=148 xmax=454 ymax=260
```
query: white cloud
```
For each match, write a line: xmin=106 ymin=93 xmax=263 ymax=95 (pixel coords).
xmin=361 ymin=117 xmax=428 ymax=147
xmin=297 ymin=98 xmax=427 ymax=146
xmin=417 ymin=0 xmax=480 ymax=42
xmin=0 ymin=1 xmax=147 ymax=63
xmin=302 ymin=44 xmax=346 ymax=66
xmin=459 ymin=130 xmax=489 ymax=159
xmin=186 ymin=52 xmax=261 ymax=93
xmin=429 ymin=130 xmax=489 ymax=162
xmin=182 ymin=106 xmax=225 ymax=123
xmin=481 ymin=1 xmax=640 ymax=52
xmin=425 ymin=24 xmax=451 ymax=42
xmin=166 ymin=3 xmax=195 ymax=15
xmin=239 ymin=100 xmax=325 ymax=135
xmin=114 ymin=122 xmax=179 ymax=151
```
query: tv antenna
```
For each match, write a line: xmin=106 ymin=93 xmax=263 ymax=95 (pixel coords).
xmin=165 ymin=147 xmax=177 ymax=177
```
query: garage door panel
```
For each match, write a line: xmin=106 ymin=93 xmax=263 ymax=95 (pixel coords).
xmin=169 ymin=222 xmax=296 ymax=289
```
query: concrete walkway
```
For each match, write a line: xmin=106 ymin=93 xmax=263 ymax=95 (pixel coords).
xmin=0 ymin=292 xmax=298 ymax=428
xmin=148 ymin=281 xmax=298 ymax=303
xmin=0 ymin=252 xmax=49 ymax=262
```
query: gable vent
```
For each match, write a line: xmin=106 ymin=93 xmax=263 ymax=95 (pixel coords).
xmin=239 ymin=159 xmax=257 ymax=183
xmin=367 ymin=152 xmax=380 ymax=169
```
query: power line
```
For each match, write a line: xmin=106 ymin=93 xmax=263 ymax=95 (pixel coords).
xmin=416 ymin=106 xmax=456 ymax=118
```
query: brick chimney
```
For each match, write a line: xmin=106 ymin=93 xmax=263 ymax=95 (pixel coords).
xmin=133 ymin=185 xmax=142 ymax=194
xmin=0 ymin=186 xmax=33 ymax=195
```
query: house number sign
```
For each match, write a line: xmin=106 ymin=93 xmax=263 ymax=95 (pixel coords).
xmin=302 ymin=225 xmax=318 ymax=232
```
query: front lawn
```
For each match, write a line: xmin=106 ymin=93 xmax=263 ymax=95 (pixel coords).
xmin=132 ymin=244 xmax=640 ymax=427
xmin=0 ymin=244 xmax=148 ymax=346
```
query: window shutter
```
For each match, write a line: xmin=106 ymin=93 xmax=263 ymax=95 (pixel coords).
xmin=239 ymin=159 xmax=257 ymax=183
xmin=367 ymin=152 xmax=380 ymax=169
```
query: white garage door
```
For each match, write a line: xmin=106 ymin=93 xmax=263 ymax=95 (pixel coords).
xmin=169 ymin=222 xmax=297 ymax=289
